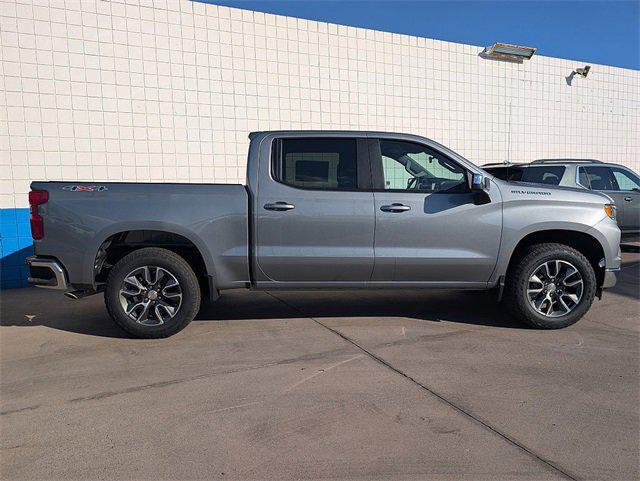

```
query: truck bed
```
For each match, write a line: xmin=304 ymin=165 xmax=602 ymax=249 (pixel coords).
xmin=30 ymin=181 xmax=250 ymax=289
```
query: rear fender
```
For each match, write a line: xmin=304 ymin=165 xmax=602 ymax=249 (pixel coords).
xmin=84 ymin=222 xmax=215 ymax=288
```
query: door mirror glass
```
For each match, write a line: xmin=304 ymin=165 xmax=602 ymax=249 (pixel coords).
xmin=471 ymin=173 xmax=490 ymax=191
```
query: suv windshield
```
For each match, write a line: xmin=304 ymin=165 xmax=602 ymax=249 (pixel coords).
xmin=486 ymin=165 xmax=566 ymax=186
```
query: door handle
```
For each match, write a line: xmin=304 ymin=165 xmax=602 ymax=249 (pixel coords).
xmin=264 ymin=201 xmax=295 ymax=211
xmin=380 ymin=203 xmax=411 ymax=213
xmin=624 ymin=196 xmax=632 ymax=202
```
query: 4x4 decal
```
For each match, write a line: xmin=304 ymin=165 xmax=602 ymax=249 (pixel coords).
xmin=62 ymin=185 xmax=108 ymax=192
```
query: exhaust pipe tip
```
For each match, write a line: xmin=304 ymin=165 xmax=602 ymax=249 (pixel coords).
xmin=64 ymin=290 xmax=95 ymax=300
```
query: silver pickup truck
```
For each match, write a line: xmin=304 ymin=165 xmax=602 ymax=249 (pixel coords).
xmin=27 ymin=131 xmax=621 ymax=338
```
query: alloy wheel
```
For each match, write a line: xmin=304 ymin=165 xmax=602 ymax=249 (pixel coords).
xmin=527 ymin=260 xmax=584 ymax=318
xmin=118 ymin=265 xmax=183 ymax=326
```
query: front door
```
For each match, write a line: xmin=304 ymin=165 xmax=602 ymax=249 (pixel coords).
xmin=369 ymin=138 xmax=502 ymax=284
xmin=580 ymin=165 xmax=640 ymax=235
xmin=255 ymin=136 xmax=375 ymax=283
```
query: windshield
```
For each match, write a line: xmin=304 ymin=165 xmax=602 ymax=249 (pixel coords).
xmin=485 ymin=165 xmax=566 ymax=186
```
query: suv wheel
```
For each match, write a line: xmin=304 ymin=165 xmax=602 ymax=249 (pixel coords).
xmin=505 ymin=243 xmax=597 ymax=329
xmin=105 ymin=247 xmax=201 ymax=338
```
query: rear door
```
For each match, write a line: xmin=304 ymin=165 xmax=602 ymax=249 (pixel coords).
xmin=255 ymin=136 xmax=375 ymax=283
xmin=369 ymin=138 xmax=502 ymax=284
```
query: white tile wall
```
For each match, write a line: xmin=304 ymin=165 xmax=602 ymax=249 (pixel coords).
xmin=1 ymin=0 xmax=639 ymax=208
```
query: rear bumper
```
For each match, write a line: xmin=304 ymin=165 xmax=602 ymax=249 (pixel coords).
xmin=26 ymin=256 xmax=69 ymax=290
xmin=602 ymin=268 xmax=618 ymax=289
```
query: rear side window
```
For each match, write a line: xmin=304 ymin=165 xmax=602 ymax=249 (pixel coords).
xmin=578 ymin=168 xmax=590 ymax=187
xmin=272 ymin=138 xmax=358 ymax=190
xmin=520 ymin=166 xmax=565 ymax=185
xmin=580 ymin=166 xmax=617 ymax=190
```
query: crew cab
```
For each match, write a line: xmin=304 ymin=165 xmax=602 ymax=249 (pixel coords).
xmin=27 ymin=131 xmax=621 ymax=338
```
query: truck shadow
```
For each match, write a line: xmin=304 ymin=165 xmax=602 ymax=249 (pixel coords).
xmin=0 ymin=289 xmax=525 ymax=338
xmin=196 ymin=290 xmax=524 ymax=329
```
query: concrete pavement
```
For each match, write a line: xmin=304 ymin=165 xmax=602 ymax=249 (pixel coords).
xmin=1 ymin=250 xmax=638 ymax=480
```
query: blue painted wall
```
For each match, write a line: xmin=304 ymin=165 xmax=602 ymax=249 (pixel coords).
xmin=0 ymin=208 xmax=33 ymax=289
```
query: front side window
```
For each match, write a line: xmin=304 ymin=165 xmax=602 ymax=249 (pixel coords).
xmin=273 ymin=138 xmax=358 ymax=190
xmin=611 ymin=168 xmax=640 ymax=191
xmin=579 ymin=166 xmax=617 ymax=191
xmin=378 ymin=140 xmax=468 ymax=193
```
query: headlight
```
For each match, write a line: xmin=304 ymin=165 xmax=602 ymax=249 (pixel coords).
xmin=604 ymin=203 xmax=617 ymax=221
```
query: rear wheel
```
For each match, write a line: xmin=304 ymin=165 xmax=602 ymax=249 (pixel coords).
xmin=505 ymin=243 xmax=597 ymax=329
xmin=105 ymin=247 xmax=201 ymax=338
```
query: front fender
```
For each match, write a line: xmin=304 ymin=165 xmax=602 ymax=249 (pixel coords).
xmin=490 ymin=221 xmax=597 ymax=284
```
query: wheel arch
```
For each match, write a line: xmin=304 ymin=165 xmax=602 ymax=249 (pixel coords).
xmin=89 ymin=225 xmax=215 ymax=297
xmin=502 ymin=229 xmax=606 ymax=287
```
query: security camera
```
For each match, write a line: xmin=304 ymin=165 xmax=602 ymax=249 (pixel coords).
xmin=574 ymin=65 xmax=591 ymax=78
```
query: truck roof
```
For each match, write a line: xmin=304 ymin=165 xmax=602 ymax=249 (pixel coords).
xmin=249 ymin=130 xmax=431 ymax=138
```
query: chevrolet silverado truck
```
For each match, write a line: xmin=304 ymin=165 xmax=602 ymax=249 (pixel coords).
xmin=27 ymin=131 xmax=621 ymax=338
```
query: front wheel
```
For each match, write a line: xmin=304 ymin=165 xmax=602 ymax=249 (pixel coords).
xmin=105 ymin=247 xmax=201 ymax=338
xmin=505 ymin=243 xmax=597 ymax=329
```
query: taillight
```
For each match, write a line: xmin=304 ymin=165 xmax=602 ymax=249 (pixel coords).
xmin=29 ymin=189 xmax=48 ymax=240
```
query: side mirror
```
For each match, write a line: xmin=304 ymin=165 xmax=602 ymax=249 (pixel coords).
xmin=471 ymin=173 xmax=491 ymax=192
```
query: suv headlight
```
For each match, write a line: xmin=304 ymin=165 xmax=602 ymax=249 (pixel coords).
xmin=604 ymin=203 xmax=617 ymax=221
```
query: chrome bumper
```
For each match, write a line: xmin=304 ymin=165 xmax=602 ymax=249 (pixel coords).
xmin=26 ymin=256 xmax=68 ymax=290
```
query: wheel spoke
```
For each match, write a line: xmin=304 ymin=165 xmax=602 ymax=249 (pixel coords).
xmin=534 ymin=293 xmax=550 ymax=310
xmin=545 ymin=298 xmax=554 ymax=315
xmin=143 ymin=266 xmax=156 ymax=285
xmin=530 ymin=274 xmax=543 ymax=285
xmin=162 ymin=291 xmax=182 ymax=299
xmin=561 ymin=265 xmax=577 ymax=282
xmin=122 ymin=275 xmax=144 ymax=295
xmin=557 ymin=295 xmax=571 ymax=313
xmin=126 ymin=299 xmax=150 ymax=319
xmin=564 ymin=277 xmax=583 ymax=287
xmin=563 ymin=292 xmax=579 ymax=304
xmin=155 ymin=301 xmax=176 ymax=323
xmin=555 ymin=260 xmax=563 ymax=277
xmin=136 ymin=300 xmax=152 ymax=323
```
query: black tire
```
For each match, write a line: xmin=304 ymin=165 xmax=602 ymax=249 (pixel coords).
xmin=504 ymin=243 xmax=597 ymax=329
xmin=105 ymin=247 xmax=201 ymax=338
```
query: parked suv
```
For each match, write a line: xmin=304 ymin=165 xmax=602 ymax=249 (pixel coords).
xmin=483 ymin=159 xmax=640 ymax=240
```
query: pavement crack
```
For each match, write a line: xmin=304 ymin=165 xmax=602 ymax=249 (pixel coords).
xmin=0 ymin=405 xmax=41 ymax=416
xmin=67 ymin=348 xmax=351 ymax=403
xmin=282 ymin=354 xmax=363 ymax=393
xmin=266 ymin=291 xmax=580 ymax=481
